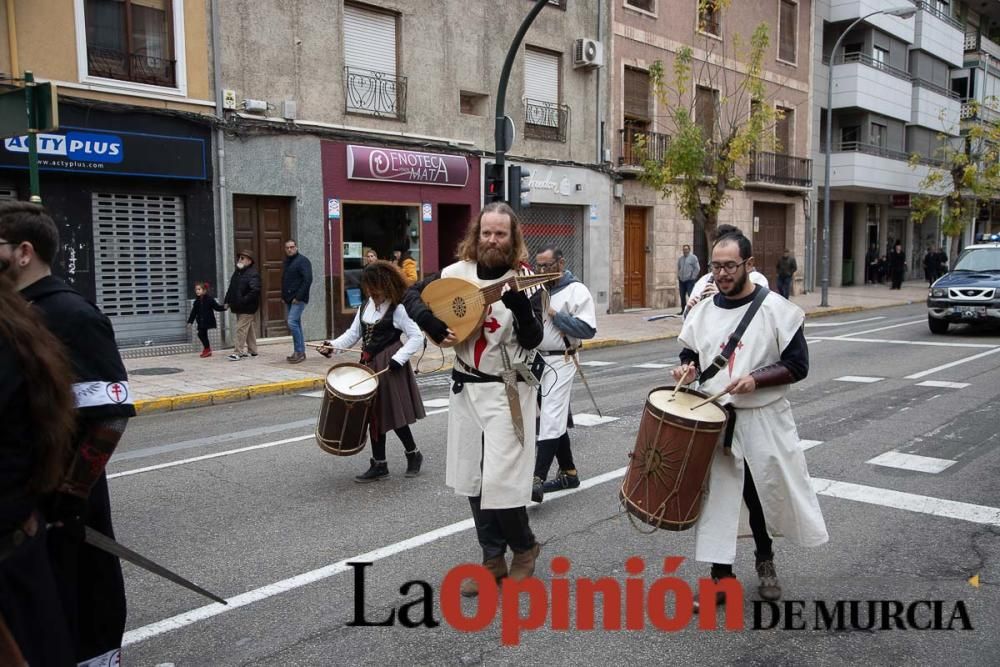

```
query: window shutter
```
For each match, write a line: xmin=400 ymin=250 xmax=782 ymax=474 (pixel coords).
xmin=779 ymin=0 xmax=797 ymax=62
xmin=696 ymin=87 xmax=716 ymax=136
xmin=524 ymin=48 xmax=559 ymax=104
xmin=624 ymin=68 xmax=650 ymax=120
xmin=775 ymin=109 xmax=792 ymax=153
xmin=343 ymin=4 xmax=397 ymax=75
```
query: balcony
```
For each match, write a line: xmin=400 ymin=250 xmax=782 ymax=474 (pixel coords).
xmin=911 ymin=79 xmax=961 ymax=131
xmin=618 ymin=127 xmax=670 ymax=168
xmin=822 ymin=141 xmax=943 ymax=193
xmin=747 ymin=151 xmax=812 ymax=188
xmin=960 ymin=100 xmax=1000 ymax=124
xmin=964 ymin=32 xmax=1000 ymax=61
xmin=343 ymin=66 xmax=407 ymax=121
xmin=914 ymin=2 xmax=963 ymax=67
xmin=829 ymin=0 xmax=914 ymax=43
xmin=524 ymin=98 xmax=570 ymax=142
xmin=87 ymin=47 xmax=176 ymax=88
xmin=830 ymin=53 xmax=912 ymax=122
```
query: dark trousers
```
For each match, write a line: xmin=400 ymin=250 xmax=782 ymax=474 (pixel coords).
xmin=196 ymin=327 xmax=211 ymax=349
xmin=678 ymin=279 xmax=696 ymax=309
xmin=890 ymin=270 xmax=904 ymax=290
xmin=370 ymin=425 xmax=416 ymax=461
xmin=468 ymin=496 xmax=535 ymax=560
xmin=534 ymin=432 xmax=575 ymax=480
xmin=776 ymin=275 xmax=793 ymax=299
xmin=711 ymin=464 xmax=773 ymax=577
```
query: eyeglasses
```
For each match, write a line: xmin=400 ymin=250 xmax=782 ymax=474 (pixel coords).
xmin=535 ymin=262 xmax=558 ymax=271
xmin=709 ymin=260 xmax=748 ymax=274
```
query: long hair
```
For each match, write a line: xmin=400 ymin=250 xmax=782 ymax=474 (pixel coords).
xmin=455 ymin=202 xmax=528 ymax=269
xmin=360 ymin=260 xmax=408 ymax=307
xmin=0 ymin=273 xmax=75 ymax=493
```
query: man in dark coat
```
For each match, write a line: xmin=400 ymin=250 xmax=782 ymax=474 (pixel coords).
xmin=888 ymin=243 xmax=906 ymax=290
xmin=281 ymin=239 xmax=312 ymax=363
xmin=0 ymin=202 xmax=134 ymax=667
xmin=225 ymin=249 xmax=262 ymax=361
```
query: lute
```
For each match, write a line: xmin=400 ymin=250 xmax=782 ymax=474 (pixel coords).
xmin=421 ymin=272 xmax=560 ymax=344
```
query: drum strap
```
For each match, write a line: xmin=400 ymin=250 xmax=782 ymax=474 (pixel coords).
xmin=698 ymin=287 xmax=770 ymax=385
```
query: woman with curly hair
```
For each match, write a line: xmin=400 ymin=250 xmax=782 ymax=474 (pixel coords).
xmin=0 ymin=272 xmax=76 ymax=665
xmin=318 ymin=260 xmax=426 ymax=482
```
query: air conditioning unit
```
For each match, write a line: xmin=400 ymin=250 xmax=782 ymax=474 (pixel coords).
xmin=573 ymin=38 xmax=604 ymax=69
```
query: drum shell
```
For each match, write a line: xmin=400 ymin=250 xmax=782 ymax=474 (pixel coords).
xmin=315 ymin=363 xmax=377 ymax=456
xmin=620 ymin=386 xmax=727 ymax=531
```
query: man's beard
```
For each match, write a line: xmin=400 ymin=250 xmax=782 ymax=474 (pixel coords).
xmin=478 ymin=241 xmax=511 ymax=269
xmin=718 ymin=270 xmax=748 ymax=297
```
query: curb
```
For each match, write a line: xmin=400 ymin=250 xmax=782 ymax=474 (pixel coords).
xmin=132 ymin=300 xmax=914 ymax=416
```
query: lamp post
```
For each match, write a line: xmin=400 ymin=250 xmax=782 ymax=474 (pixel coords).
xmin=822 ymin=5 xmax=916 ymax=306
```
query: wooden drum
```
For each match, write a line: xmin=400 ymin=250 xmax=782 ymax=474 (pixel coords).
xmin=620 ymin=386 xmax=728 ymax=531
xmin=315 ymin=363 xmax=378 ymax=456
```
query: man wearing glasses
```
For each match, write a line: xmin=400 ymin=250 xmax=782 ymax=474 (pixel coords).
xmin=281 ymin=239 xmax=313 ymax=363
xmin=671 ymin=230 xmax=827 ymax=605
xmin=684 ymin=224 xmax=769 ymax=315
xmin=529 ymin=246 xmax=597 ymax=502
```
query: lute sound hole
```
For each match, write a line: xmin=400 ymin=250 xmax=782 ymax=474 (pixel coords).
xmin=452 ymin=297 xmax=466 ymax=317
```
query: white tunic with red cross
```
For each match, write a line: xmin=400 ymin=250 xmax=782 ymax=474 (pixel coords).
xmin=442 ymin=260 xmax=538 ymax=509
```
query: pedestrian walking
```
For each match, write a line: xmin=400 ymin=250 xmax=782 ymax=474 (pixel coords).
xmin=676 ymin=244 xmax=700 ymax=313
xmin=188 ymin=282 xmax=226 ymax=358
xmin=776 ymin=248 xmax=797 ymax=299
xmin=224 ymin=249 xmax=261 ymax=361
xmin=281 ymin=239 xmax=312 ymax=363
xmin=865 ymin=244 xmax=878 ymax=284
xmin=394 ymin=241 xmax=418 ymax=286
xmin=888 ymin=243 xmax=906 ymax=290
xmin=933 ymin=246 xmax=949 ymax=281
xmin=922 ymin=247 xmax=935 ymax=286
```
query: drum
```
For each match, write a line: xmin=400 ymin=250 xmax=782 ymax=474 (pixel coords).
xmin=315 ymin=363 xmax=379 ymax=456
xmin=620 ymin=386 xmax=728 ymax=531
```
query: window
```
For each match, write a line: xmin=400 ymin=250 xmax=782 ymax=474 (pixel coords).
xmin=695 ymin=86 xmax=718 ymax=139
xmin=698 ymin=0 xmax=721 ymax=36
xmin=841 ymin=125 xmax=860 ymax=146
xmin=873 ymin=46 xmax=889 ymax=69
xmin=83 ymin=0 xmax=176 ymax=88
xmin=625 ymin=0 xmax=655 ymax=11
xmin=778 ymin=0 xmax=797 ymax=63
xmin=775 ymin=107 xmax=793 ymax=153
xmin=624 ymin=67 xmax=651 ymax=123
xmin=460 ymin=91 xmax=488 ymax=116
xmin=343 ymin=3 xmax=405 ymax=120
xmin=871 ymin=122 xmax=887 ymax=148
xmin=524 ymin=47 xmax=567 ymax=141
xmin=341 ymin=203 xmax=421 ymax=312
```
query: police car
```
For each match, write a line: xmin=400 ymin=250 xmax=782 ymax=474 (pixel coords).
xmin=927 ymin=234 xmax=1000 ymax=334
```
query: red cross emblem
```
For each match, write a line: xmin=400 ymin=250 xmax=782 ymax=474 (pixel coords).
xmin=720 ymin=339 xmax=745 ymax=377
xmin=482 ymin=317 xmax=501 ymax=333
xmin=106 ymin=382 xmax=127 ymax=403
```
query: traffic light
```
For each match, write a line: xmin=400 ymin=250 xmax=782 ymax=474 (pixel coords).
xmin=508 ymin=165 xmax=532 ymax=213
xmin=485 ymin=162 xmax=505 ymax=203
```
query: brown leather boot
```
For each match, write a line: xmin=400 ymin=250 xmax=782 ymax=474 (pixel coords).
xmin=460 ymin=556 xmax=508 ymax=598
xmin=508 ymin=543 xmax=540 ymax=581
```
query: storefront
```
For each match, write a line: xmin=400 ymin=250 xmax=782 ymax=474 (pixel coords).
xmin=0 ymin=103 xmax=214 ymax=347
xmin=322 ymin=141 xmax=481 ymax=332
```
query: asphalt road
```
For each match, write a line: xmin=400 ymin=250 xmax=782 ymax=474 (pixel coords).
xmin=110 ymin=304 xmax=1000 ymax=666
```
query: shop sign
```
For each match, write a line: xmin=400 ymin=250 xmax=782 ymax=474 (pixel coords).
xmin=328 ymin=198 xmax=341 ymax=219
xmin=422 ymin=202 xmax=433 ymax=222
xmin=0 ymin=126 xmax=207 ymax=180
xmin=347 ymin=145 xmax=468 ymax=187
xmin=890 ymin=194 xmax=910 ymax=208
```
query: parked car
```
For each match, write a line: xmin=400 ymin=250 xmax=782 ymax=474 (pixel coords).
xmin=927 ymin=237 xmax=1000 ymax=334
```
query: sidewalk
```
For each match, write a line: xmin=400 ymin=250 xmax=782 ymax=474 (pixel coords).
xmin=127 ymin=280 xmax=929 ymax=414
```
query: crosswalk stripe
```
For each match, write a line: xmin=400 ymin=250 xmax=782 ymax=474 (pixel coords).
xmin=812 ymin=478 xmax=1000 ymax=526
xmin=834 ymin=376 xmax=884 ymax=383
xmin=423 ymin=398 xmax=449 ymax=408
xmin=572 ymin=413 xmax=619 ymax=426
xmin=632 ymin=363 xmax=671 ymax=369
xmin=578 ymin=360 xmax=615 ymax=367
xmin=916 ymin=380 xmax=971 ymax=389
xmin=866 ymin=451 xmax=957 ymax=474
xmin=800 ymin=439 xmax=823 ymax=450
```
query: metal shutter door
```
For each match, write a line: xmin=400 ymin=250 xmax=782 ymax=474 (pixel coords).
xmin=343 ymin=4 xmax=396 ymax=75
xmin=519 ymin=205 xmax=585 ymax=281
xmin=92 ymin=192 xmax=188 ymax=346
xmin=524 ymin=48 xmax=559 ymax=104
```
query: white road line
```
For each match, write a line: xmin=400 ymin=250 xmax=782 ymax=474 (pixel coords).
xmin=800 ymin=439 xmax=823 ymax=450
xmin=833 ymin=318 xmax=926 ymax=337
xmin=834 ymin=376 xmax=884 ymax=384
xmin=571 ymin=413 xmax=620 ymax=426
xmin=867 ymin=451 xmax=957 ymax=474
xmin=905 ymin=347 xmax=1000 ymax=379
xmin=423 ymin=398 xmax=450 ymax=408
xmin=632 ymin=363 xmax=671 ymax=369
xmin=108 ymin=435 xmax=313 ymax=479
xmin=578 ymin=360 xmax=615 ymax=366
xmin=808 ymin=336 xmax=995 ymax=349
xmin=425 ymin=408 xmax=448 ymax=416
xmin=299 ymin=390 xmax=324 ymax=398
xmin=805 ymin=317 xmax=886 ymax=328
xmin=916 ymin=380 xmax=971 ymax=389
xmin=811 ymin=478 xmax=1000 ymax=526
xmin=121 ymin=466 xmax=629 ymax=647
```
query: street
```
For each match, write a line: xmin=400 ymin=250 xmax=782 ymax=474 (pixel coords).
xmin=111 ymin=303 xmax=1000 ymax=666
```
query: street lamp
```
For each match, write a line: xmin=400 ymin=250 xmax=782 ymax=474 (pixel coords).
xmin=821 ymin=4 xmax=916 ymax=307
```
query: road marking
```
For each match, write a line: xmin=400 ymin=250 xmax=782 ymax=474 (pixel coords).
xmin=632 ymin=363 xmax=671 ymax=369
xmin=808 ymin=336 xmax=995 ymax=349
xmin=121 ymin=466 xmax=629 ymax=647
xmin=423 ymin=398 xmax=450 ymax=408
xmin=834 ymin=376 xmax=884 ymax=384
xmin=833 ymin=318 xmax=926 ymax=337
xmin=572 ymin=413 xmax=620 ymax=426
xmin=109 ymin=435 xmax=313 ymax=479
xmin=916 ymin=380 xmax=971 ymax=389
xmin=805 ymin=317 xmax=886 ymax=328
xmin=867 ymin=451 xmax=957 ymax=474
xmin=425 ymin=408 xmax=448 ymax=416
xmin=300 ymin=390 xmax=324 ymax=398
xmin=115 ymin=419 xmax=316 ymax=463
xmin=579 ymin=360 xmax=615 ymax=366
xmin=811 ymin=478 xmax=1000 ymax=526
xmin=800 ymin=439 xmax=823 ymax=450
xmin=905 ymin=347 xmax=1000 ymax=379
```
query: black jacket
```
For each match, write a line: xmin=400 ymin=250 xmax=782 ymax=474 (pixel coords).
xmin=282 ymin=253 xmax=313 ymax=304
xmin=188 ymin=294 xmax=225 ymax=330
xmin=225 ymin=265 xmax=261 ymax=314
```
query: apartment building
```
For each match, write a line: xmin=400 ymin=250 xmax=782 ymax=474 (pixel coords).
xmin=0 ymin=0 xmax=216 ymax=346
xmin=216 ymin=0 xmax=611 ymax=338
xmin=813 ymin=0 xmax=1000 ymax=288
xmin=609 ymin=0 xmax=814 ymax=311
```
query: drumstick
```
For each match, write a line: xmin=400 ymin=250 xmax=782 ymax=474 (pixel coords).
xmin=691 ymin=388 xmax=729 ymax=410
xmin=307 ymin=343 xmax=361 ymax=352
xmin=348 ymin=367 xmax=390 ymax=389
xmin=669 ymin=366 xmax=692 ymax=401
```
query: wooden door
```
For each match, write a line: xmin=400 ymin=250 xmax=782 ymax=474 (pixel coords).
xmin=624 ymin=207 xmax=646 ymax=308
xmin=232 ymin=195 xmax=291 ymax=337
xmin=752 ymin=202 xmax=787 ymax=287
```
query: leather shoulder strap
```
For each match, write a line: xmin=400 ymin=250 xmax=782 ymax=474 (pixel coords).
xmin=698 ymin=287 xmax=770 ymax=384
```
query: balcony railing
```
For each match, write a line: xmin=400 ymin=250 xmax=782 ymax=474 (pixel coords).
xmin=960 ymin=100 xmax=1000 ymax=123
xmin=618 ymin=127 xmax=670 ymax=167
xmin=823 ymin=140 xmax=945 ymax=167
xmin=344 ymin=66 xmax=407 ymax=121
xmin=747 ymin=151 xmax=813 ymax=187
xmin=87 ymin=47 xmax=176 ymax=87
xmin=831 ymin=52 xmax=912 ymax=82
xmin=964 ymin=32 xmax=1000 ymax=60
xmin=524 ymin=98 xmax=569 ymax=142
xmin=913 ymin=78 xmax=961 ymax=100
xmin=915 ymin=1 xmax=962 ymax=30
